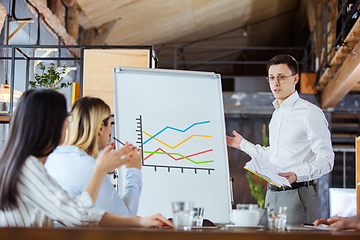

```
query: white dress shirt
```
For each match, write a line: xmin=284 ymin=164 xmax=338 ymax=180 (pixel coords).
xmin=45 ymin=145 xmax=142 ymax=216
xmin=0 ymin=155 xmax=105 ymax=227
xmin=240 ymin=91 xmax=334 ymax=182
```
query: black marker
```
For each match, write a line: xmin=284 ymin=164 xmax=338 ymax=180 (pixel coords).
xmin=112 ymin=136 xmax=125 ymax=146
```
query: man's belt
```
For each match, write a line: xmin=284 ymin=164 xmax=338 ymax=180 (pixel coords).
xmin=268 ymin=181 xmax=314 ymax=191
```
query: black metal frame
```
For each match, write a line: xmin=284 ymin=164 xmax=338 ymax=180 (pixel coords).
xmin=0 ymin=44 xmax=158 ymax=118
xmin=160 ymin=46 xmax=305 ymax=70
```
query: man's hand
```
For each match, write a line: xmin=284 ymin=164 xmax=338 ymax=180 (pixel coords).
xmin=226 ymin=130 xmax=244 ymax=149
xmin=278 ymin=172 xmax=297 ymax=184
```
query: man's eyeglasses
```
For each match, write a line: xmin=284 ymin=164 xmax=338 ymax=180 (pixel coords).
xmin=266 ymin=74 xmax=295 ymax=84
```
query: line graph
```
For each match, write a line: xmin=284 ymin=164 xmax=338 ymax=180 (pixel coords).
xmin=142 ymin=131 xmax=211 ymax=149
xmin=143 ymin=120 xmax=210 ymax=144
xmin=136 ymin=116 xmax=215 ymax=174
xmin=144 ymin=148 xmax=214 ymax=164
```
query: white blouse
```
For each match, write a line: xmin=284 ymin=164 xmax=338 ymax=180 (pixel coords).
xmin=0 ymin=155 xmax=105 ymax=227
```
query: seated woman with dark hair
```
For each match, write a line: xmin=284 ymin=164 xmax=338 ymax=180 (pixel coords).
xmin=0 ymin=89 xmax=172 ymax=228
xmin=45 ymin=97 xmax=142 ymax=217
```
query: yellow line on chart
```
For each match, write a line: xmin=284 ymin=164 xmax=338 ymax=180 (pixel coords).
xmin=142 ymin=131 xmax=212 ymax=149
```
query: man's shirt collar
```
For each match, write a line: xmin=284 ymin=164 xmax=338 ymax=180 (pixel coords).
xmin=272 ymin=91 xmax=299 ymax=110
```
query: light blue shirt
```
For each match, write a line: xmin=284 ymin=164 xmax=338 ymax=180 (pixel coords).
xmin=45 ymin=145 xmax=142 ymax=216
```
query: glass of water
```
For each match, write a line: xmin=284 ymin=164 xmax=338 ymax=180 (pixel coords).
xmin=267 ymin=206 xmax=287 ymax=230
xmin=192 ymin=207 xmax=205 ymax=227
xmin=172 ymin=201 xmax=194 ymax=231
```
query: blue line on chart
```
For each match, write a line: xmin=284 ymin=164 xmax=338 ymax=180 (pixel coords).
xmin=143 ymin=120 xmax=210 ymax=145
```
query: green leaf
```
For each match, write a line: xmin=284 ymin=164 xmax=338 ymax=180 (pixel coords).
xmin=29 ymin=61 xmax=71 ymax=90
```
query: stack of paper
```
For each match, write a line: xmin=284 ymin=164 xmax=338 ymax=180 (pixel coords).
xmin=244 ymin=156 xmax=291 ymax=187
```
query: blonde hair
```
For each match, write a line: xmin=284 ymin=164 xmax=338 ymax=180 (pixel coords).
xmin=65 ymin=97 xmax=111 ymax=158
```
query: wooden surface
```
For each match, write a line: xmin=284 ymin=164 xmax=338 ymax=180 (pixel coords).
xmin=0 ymin=227 xmax=358 ymax=240
xmin=317 ymin=15 xmax=360 ymax=91
xmin=321 ymin=37 xmax=360 ymax=109
xmin=82 ymin=49 xmax=153 ymax=113
xmin=75 ymin=0 xmax=300 ymax=72
xmin=300 ymin=73 xmax=316 ymax=94
xmin=75 ymin=0 xmax=299 ymax=45
xmin=357 ymin=136 xmax=360 ymax=214
xmin=0 ymin=115 xmax=9 ymax=122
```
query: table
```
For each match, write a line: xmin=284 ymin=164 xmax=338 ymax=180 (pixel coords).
xmin=0 ymin=226 xmax=359 ymax=240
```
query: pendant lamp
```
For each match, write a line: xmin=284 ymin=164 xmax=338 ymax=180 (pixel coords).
xmin=0 ymin=80 xmax=23 ymax=102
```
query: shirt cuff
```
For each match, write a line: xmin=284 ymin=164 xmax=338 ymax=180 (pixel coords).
xmin=240 ymin=139 xmax=253 ymax=152
xmin=292 ymin=169 xmax=310 ymax=182
xmin=295 ymin=175 xmax=309 ymax=182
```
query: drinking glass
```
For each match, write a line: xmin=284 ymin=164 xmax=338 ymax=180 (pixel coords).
xmin=172 ymin=201 xmax=194 ymax=231
xmin=267 ymin=206 xmax=287 ymax=230
xmin=192 ymin=207 xmax=205 ymax=227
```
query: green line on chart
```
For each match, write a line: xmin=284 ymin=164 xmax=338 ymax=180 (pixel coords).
xmin=143 ymin=151 xmax=214 ymax=164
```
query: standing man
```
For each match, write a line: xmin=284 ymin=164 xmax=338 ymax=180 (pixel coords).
xmin=226 ymin=55 xmax=334 ymax=224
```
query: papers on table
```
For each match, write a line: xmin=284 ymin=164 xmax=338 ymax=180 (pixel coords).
xmin=244 ymin=156 xmax=291 ymax=188
xmin=286 ymin=224 xmax=331 ymax=231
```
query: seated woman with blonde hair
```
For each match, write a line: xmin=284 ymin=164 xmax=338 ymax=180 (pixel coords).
xmin=45 ymin=97 xmax=142 ymax=216
xmin=0 ymin=89 xmax=171 ymax=228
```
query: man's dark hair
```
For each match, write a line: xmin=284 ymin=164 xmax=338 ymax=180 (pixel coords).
xmin=266 ymin=55 xmax=299 ymax=75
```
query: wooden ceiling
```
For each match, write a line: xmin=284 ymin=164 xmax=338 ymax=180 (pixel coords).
xmin=77 ymin=0 xmax=300 ymax=45
xmin=76 ymin=0 xmax=303 ymax=72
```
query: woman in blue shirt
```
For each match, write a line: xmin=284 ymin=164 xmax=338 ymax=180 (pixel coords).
xmin=45 ymin=97 xmax=142 ymax=216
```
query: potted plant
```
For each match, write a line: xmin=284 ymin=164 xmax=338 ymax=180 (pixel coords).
xmin=246 ymin=172 xmax=266 ymax=208
xmin=246 ymin=123 xmax=269 ymax=209
xmin=29 ymin=62 xmax=72 ymax=90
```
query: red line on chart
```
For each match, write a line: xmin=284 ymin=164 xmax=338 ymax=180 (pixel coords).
xmin=143 ymin=148 xmax=214 ymax=161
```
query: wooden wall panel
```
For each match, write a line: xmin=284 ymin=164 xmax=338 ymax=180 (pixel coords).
xmin=300 ymin=73 xmax=317 ymax=94
xmin=83 ymin=49 xmax=151 ymax=113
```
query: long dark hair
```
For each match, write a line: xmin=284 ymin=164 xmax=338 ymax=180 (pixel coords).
xmin=0 ymin=89 xmax=67 ymax=210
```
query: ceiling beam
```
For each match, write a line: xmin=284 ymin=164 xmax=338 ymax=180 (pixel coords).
xmin=321 ymin=41 xmax=360 ymax=109
xmin=94 ymin=19 xmax=117 ymax=45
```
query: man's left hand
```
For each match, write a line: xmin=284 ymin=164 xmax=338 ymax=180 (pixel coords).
xmin=278 ymin=172 xmax=297 ymax=184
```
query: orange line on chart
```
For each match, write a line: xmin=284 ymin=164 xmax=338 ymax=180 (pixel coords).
xmin=142 ymin=131 xmax=212 ymax=149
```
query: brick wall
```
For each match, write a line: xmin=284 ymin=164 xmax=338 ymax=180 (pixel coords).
xmin=0 ymin=3 xmax=6 ymax=36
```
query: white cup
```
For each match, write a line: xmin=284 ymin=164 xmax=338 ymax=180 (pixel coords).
xmin=231 ymin=209 xmax=261 ymax=226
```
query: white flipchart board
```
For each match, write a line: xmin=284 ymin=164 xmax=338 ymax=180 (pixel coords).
xmin=113 ymin=67 xmax=232 ymax=224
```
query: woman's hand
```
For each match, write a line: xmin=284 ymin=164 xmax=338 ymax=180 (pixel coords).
xmin=331 ymin=214 xmax=360 ymax=231
xmin=313 ymin=216 xmax=344 ymax=226
xmin=139 ymin=214 xmax=173 ymax=228
xmin=95 ymin=142 xmax=133 ymax=174
xmin=87 ymin=142 xmax=134 ymax=203
xmin=125 ymin=147 xmax=142 ymax=170
xmin=99 ymin=213 xmax=173 ymax=228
